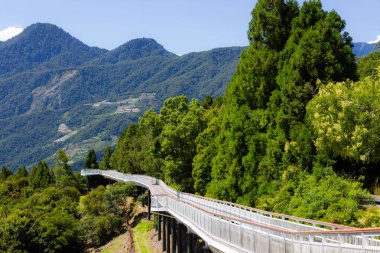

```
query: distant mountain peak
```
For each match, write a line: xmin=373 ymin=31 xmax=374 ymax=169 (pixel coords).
xmin=26 ymin=22 xmax=62 ymax=30
xmin=123 ymin=37 xmax=161 ymax=47
xmin=0 ymin=23 xmax=105 ymax=76
xmin=97 ymin=37 xmax=175 ymax=64
xmin=13 ymin=23 xmax=82 ymax=45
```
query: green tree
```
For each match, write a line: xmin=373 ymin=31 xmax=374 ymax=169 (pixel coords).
xmin=307 ymin=71 xmax=380 ymax=164
xmin=159 ymin=98 xmax=206 ymax=191
xmin=85 ymin=149 xmax=98 ymax=169
xmin=30 ymin=161 xmax=54 ymax=189
xmin=55 ymin=149 xmax=71 ymax=174
xmin=275 ymin=0 xmax=357 ymax=129
xmin=307 ymin=68 xmax=380 ymax=193
xmin=0 ymin=185 xmax=82 ymax=252
xmin=81 ymin=185 xmax=106 ymax=216
xmin=201 ymin=95 xmax=213 ymax=109
xmin=285 ymin=167 xmax=371 ymax=225
xmin=357 ymin=51 xmax=380 ymax=79
xmin=38 ymin=209 xmax=81 ymax=253
xmin=53 ymin=150 xmax=76 ymax=188
xmin=79 ymin=183 xmax=138 ymax=247
xmin=195 ymin=0 xmax=358 ymax=210
xmin=100 ymin=147 xmax=112 ymax=170
xmin=110 ymin=123 xmax=155 ymax=174
xmin=110 ymin=96 xmax=206 ymax=191
xmin=0 ymin=166 xmax=13 ymax=181
xmin=15 ymin=166 xmax=28 ymax=178
xmin=192 ymin=115 xmax=219 ymax=195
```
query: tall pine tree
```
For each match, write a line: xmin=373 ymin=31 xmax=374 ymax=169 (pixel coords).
xmin=194 ymin=0 xmax=357 ymax=207
xmin=85 ymin=149 xmax=99 ymax=169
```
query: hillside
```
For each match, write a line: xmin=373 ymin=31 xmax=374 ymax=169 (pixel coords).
xmin=353 ymin=42 xmax=378 ymax=57
xmin=0 ymin=23 xmax=242 ymax=169
xmin=0 ymin=23 xmax=377 ymax=170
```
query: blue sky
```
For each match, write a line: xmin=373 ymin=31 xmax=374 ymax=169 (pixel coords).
xmin=0 ymin=0 xmax=379 ymax=55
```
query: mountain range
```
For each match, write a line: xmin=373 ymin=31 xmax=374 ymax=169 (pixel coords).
xmin=0 ymin=23 xmax=377 ymax=170
xmin=0 ymin=23 xmax=242 ymax=169
xmin=353 ymin=42 xmax=378 ymax=57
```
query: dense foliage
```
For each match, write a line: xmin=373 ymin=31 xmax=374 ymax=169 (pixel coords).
xmin=0 ymin=151 xmax=84 ymax=252
xmin=79 ymin=183 xmax=139 ymax=247
xmin=0 ymin=150 xmax=142 ymax=252
xmin=194 ymin=0 xmax=357 ymax=208
xmin=110 ymin=0 xmax=380 ymax=227
xmin=111 ymin=96 xmax=207 ymax=191
xmin=357 ymin=50 xmax=380 ymax=79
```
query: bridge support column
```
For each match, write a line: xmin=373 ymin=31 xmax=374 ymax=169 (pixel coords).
xmin=171 ymin=218 xmax=176 ymax=253
xmin=166 ymin=216 xmax=171 ymax=253
xmin=177 ymin=222 xmax=183 ymax=253
xmin=147 ymin=191 xmax=151 ymax=220
xmin=163 ymin=216 xmax=167 ymax=252
xmin=186 ymin=229 xmax=193 ymax=253
xmin=158 ymin=215 xmax=161 ymax=241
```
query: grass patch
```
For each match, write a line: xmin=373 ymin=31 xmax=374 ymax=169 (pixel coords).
xmin=133 ymin=220 xmax=154 ymax=253
xmin=101 ymin=239 xmax=124 ymax=253
xmin=79 ymin=195 xmax=86 ymax=212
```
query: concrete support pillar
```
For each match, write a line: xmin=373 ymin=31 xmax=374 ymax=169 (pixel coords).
xmin=166 ymin=216 xmax=171 ymax=253
xmin=187 ymin=230 xmax=193 ymax=253
xmin=147 ymin=191 xmax=151 ymax=220
xmin=171 ymin=218 xmax=177 ymax=253
xmin=158 ymin=215 xmax=161 ymax=241
xmin=163 ymin=216 xmax=167 ymax=252
xmin=177 ymin=223 xmax=183 ymax=253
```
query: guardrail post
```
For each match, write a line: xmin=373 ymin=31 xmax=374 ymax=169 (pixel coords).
xmin=338 ymin=233 xmax=343 ymax=253
xmin=322 ymin=234 xmax=326 ymax=253
xmin=308 ymin=235 xmax=312 ymax=253
xmin=362 ymin=233 xmax=368 ymax=253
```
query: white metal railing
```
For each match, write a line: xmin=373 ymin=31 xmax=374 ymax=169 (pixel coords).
xmin=81 ymin=169 xmax=380 ymax=253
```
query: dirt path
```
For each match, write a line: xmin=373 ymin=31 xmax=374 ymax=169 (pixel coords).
xmin=88 ymin=201 xmax=163 ymax=253
xmin=146 ymin=224 xmax=163 ymax=253
xmin=86 ymin=229 xmax=134 ymax=253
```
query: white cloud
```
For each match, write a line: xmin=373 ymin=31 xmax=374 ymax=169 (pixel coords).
xmin=368 ymin=35 xmax=380 ymax=44
xmin=0 ymin=26 xmax=23 ymax=41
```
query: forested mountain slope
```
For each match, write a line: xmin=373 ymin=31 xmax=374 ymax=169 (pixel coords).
xmin=353 ymin=42 xmax=377 ymax=57
xmin=0 ymin=22 xmax=376 ymax=170
xmin=0 ymin=23 xmax=242 ymax=169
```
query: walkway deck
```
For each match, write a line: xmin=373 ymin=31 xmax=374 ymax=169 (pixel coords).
xmin=81 ymin=169 xmax=380 ymax=253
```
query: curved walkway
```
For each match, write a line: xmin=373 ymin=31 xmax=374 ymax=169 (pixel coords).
xmin=81 ymin=169 xmax=380 ymax=253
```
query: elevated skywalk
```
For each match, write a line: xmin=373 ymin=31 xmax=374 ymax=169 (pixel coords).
xmin=81 ymin=169 xmax=380 ymax=253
